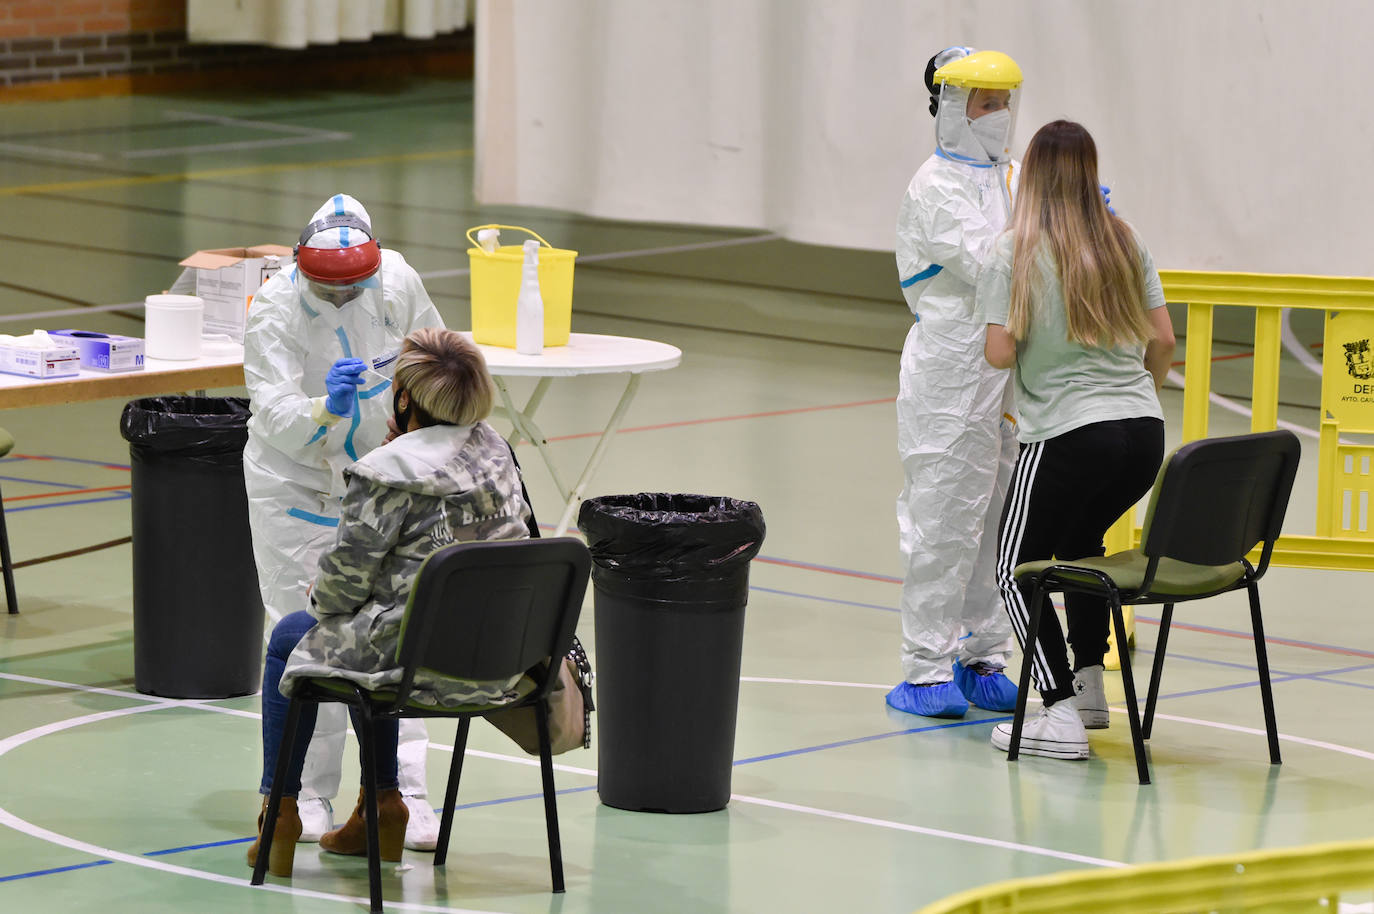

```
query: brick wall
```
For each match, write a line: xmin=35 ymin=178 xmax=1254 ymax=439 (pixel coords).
xmin=0 ymin=1 xmax=472 ymax=97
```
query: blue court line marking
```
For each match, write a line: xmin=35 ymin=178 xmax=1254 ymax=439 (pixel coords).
xmin=734 ymin=715 xmax=1008 ymax=766
xmin=2 ymin=655 xmax=1371 ymax=885
xmin=0 ymin=475 xmax=88 ymax=489
xmin=7 ymin=493 xmax=131 ymax=513
xmin=0 ymin=859 xmax=113 ymax=882
xmin=1134 ymin=647 xmax=1374 ymax=692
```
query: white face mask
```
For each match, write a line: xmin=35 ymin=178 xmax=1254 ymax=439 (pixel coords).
xmin=967 ymin=108 xmax=1011 ymax=159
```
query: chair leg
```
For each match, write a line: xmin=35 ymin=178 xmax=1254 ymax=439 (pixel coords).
xmin=1142 ymin=603 xmax=1174 ymax=739
xmin=252 ymin=697 xmax=305 ymax=886
xmin=1007 ymin=579 xmax=1046 ymax=764
xmin=1247 ymin=582 xmax=1282 ymax=765
xmin=1111 ymin=599 xmax=1151 ymax=785
xmin=434 ymin=717 xmax=471 ymax=867
xmin=356 ymin=704 xmax=384 ymax=914
xmin=534 ymin=700 xmax=565 ymax=893
xmin=0 ymin=483 xmax=17 ymax=614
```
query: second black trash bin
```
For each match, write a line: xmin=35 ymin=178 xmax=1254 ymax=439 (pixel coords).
xmin=119 ymin=397 xmax=264 ymax=699
xmin=579 ymin=493 xmax=765 ymax=813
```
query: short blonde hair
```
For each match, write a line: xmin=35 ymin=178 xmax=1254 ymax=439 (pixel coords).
xmin=394 ymin=328 xmax=494 ymax=426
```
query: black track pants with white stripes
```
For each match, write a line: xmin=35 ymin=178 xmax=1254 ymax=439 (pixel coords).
xmin=995 ymin=417 xmax=1165 ymax=705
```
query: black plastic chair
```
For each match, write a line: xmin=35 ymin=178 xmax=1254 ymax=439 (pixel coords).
xmin=252 ymin=537 xmax=592 ymax=912
xmin=1007 ymin=430 xmax=1302 ymax=785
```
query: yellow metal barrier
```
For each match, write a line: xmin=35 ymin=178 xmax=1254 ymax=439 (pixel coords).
xmin=915 ymin=837 xmax=1374 ymax=914
xmin=1158 ymin=270 xmax=1374 ymax=571
xmin=1097 ymin=272 xmax=1374 ymax=663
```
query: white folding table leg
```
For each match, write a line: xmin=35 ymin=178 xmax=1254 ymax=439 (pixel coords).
xmin=552 ymin=373 xmax=641 ymax=536
xmin=500 ymin=377 xmax=552 ymax=446
xmin=493 ymin=376 xmax=571 ymax=500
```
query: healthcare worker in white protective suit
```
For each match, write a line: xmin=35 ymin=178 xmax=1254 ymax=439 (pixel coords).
xmin=243 ymin=194 xmax=445 ymax=849
xmin=888 ymin=48 xmax=1024 ymax=719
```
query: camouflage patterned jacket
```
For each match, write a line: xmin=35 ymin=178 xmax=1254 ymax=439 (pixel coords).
xmin=280 ymin=420 xmax=532 ymax=707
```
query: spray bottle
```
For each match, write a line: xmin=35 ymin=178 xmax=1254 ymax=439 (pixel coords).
xmin=515 ymin=239 xmax=545 ymax=355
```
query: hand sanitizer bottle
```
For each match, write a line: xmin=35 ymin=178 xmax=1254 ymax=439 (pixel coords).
xmin=515 ymin=239 xmax=545 ymax=355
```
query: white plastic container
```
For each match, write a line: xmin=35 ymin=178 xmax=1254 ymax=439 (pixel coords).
xmin=515 ymin=239 xmax=545 ymax=356
xmin=144 ymin=294 xmax=204 ymax=360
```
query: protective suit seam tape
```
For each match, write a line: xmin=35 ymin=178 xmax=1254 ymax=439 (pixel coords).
xmin=286 ymin=507 xmax=339 ymax=527
xmin=935 ymin=149 xmax=995 ymax=168
xmin=901 ymin=264 xmax=943 ymax=288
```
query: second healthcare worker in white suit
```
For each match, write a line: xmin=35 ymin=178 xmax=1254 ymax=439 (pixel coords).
xmin=243 ymin=193 xmax=445 ymax=849
xmin=888 ymin=48 xmax=1023 ymax=719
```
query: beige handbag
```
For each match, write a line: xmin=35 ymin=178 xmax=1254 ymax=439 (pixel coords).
xmin=486 ymin=636 xmax=594 ymax=755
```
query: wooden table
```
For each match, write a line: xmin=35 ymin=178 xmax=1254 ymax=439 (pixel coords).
xmin=0 ymin=345 xmax=245 ymax=409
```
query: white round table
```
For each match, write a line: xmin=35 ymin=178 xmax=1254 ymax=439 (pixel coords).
xmin=461 ymin=332 xmax=683 ymax=535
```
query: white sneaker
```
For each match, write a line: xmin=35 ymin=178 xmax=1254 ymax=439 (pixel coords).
xmin=297 ymin=795 xmax=333 ymax=843
xmin=1073 ymin=665 xmax=1110 ymax=729
xmin=403 ymin=795 xmax=440 ymax=851
xmin=991 ymin=700 xmax=1089 ymax=759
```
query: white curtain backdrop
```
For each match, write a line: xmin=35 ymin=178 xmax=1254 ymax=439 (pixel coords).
xmin=475 ymin=0 xmax=1373 ymax=276
xmin=187 ymin=0 xmax=468 ymax=48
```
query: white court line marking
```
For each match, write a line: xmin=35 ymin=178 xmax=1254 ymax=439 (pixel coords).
xmin=1165 ymin=369 xmax=1318 ymax=440
xmin=420 ymin=232 xmax=781 ymax=279
xmin=0 ymin=670 xmax=261 ymax=720
xmin=1281 ymin=307 xmax=1325 ymax=377
xmin=1125 ymin=707 xmax=1374 ymax=762
xmin=728 ymin=795 xmax=1125 ymax=868
xmin=0 ymin=142 xmax=105 ymax=163
xmin=0 ymin=671 xmax=1130 ymax=889
xmin=120 ymin=111 xmax=351 ymax=160
xmin=742 ymin=676 xmax=887 ymax=689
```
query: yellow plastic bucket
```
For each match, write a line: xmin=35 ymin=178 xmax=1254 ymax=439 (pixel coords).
xmin=466 ymin=224 xmax=576 ymax=348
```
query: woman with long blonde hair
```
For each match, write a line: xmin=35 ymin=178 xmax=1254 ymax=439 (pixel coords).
xmin=978 ymin=120 xmax=1175 ymax=760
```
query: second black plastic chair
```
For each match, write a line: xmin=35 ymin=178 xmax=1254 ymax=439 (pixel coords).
xmin=1008 ymin=430 xmax=1302 ymax=784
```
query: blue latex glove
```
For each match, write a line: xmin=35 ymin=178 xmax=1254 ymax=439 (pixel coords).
xmin=1100 ymin=184 xmax=1115 ymax=215
xmin=324 ymin=357 xmax=366 ymax=417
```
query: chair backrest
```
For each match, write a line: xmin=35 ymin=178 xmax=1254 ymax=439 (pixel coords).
xmin=1140 ymin=430 xmax=1301 ymax=568
xmin=390 ymin=537 xmax=591 ymax=702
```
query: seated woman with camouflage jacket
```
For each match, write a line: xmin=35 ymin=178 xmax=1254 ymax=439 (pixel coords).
xmin=247 ymin=327 xmax=534 ymax=877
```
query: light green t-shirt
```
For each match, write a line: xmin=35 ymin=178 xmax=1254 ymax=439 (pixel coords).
xmin=976 ymin=229 xmax=1166 ymax=443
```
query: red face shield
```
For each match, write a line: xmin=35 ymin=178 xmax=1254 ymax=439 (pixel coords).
xmin=295 ymin=242 xmax=381 ymax=285
xmin=293 ymin=212 xmax=382 ymax=285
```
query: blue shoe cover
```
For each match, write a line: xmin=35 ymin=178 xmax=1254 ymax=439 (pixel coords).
xmin=885 ymin=680 xmax=968 ymax=718
xmin=953 ymin=660 xmax=1019 ymax=712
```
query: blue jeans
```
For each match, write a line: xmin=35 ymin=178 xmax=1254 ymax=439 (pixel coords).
xmin=259 ymin=610 xmax=400 ymax=796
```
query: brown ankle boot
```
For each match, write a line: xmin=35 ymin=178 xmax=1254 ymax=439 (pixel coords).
xmin=320 ymin=787 xmax=408 ymax=862
xmin=246 ymin=795 xmax=303 ymax=877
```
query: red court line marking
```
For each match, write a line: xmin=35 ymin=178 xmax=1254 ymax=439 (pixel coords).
xmin=4 ymin=484 xmax=132 ymax=503
xmin=547 ymin=397 xmax=893 ymax=442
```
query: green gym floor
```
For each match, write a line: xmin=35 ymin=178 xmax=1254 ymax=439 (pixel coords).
xmin=2 ymin=77 xmax=1372 ymax=914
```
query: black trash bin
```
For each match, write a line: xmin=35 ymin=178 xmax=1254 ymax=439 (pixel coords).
xmin=579 ymin=493 xmax=765 ymax=813
xmin=119 ymin=397 xmax=264 ymax=698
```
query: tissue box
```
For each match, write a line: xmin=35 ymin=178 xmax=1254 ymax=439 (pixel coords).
xmin=177 ymin=244 xmax=292 ymax=343
xmin=0 ymin=339 xmax=80 ymax=378
xmin=49 ymin=330 xmax=146 ymax=372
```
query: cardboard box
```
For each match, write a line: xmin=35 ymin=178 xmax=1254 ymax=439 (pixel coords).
xmin=49 ymin=330 xmax=145 ymax=372
xmin=178 ymin=244 xmax=292 ymax=343
xmin=0 ymin=339 xmax=80 ymax=378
